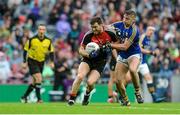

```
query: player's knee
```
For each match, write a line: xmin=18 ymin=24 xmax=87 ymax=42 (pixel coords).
xmin=76 ymin=73 xmax=85 ymax=81
xmin=144 ymin=74 xmax=152 ymax=80
xmin=87 ymin=80 xmax=94 ymax=86
xmin=115 ymin=77 xmax=123 ymax=84
xmin=36 ymin=77 xmax=42 ymax=83
xmin=114 ymin=79 xmax=119 ymax=84
xmin=113 ymin=78 xmax=118 ymax=84
xmin=33 ymin=75 xmax=42 ymax=83
xmin=126 ymin=76 xmax=132 ymax=83
xmin=129 ymin=67 xmax=137 ymax=74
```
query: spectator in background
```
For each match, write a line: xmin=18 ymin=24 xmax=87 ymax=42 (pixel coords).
xmin=48 ymin=6 xmax=59 ymax=25
xmin=42 ymin=64 xmax=54 ymax=85
xmin=67 ymin=19 xmax=80 ymax=52
xmin=168 ymin=38 xmax=179 ymax=60
xmin=10 ymin=64 xmax=25 ymax=84
xmin=21 ymin=27 xmax=33 ymax=46
xmin=53 ymin=51 xmax=69 ymax=101
xmin=56 ymin=14 xmax=71 ymax=40
xmin=173 ymin=7 xmax=180 ymax=24
xmin=156 ymin=58 xmax=173 ymax=101
xmin=63 ymin=72 xmax=74 ymax=101
xmin=3 ymin=35 xmax=14 ymax=60
xmin=149 ymin=57 xmax=161 ymax=73
xmin=11 ymin=27 xmax=23 ymax=45
xmin=0 ymin=51 xmax=11 ymax=84
xmin=28 ymin=1 xmax=41 ymax=27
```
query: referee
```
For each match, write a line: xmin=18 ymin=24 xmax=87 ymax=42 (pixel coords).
xmin=21 ymin=24 xmax=54 ymax=103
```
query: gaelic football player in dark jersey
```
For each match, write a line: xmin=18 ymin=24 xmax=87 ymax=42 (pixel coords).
xmin=68 ymin=17 xmax=117 ymax=106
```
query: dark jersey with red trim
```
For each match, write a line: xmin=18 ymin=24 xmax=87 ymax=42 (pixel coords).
xmin=81 ymin=30 xmax=117 ymax=61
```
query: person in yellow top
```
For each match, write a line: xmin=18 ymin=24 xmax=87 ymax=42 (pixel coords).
xmin=21 ymin=24 xmax=54 ymax=103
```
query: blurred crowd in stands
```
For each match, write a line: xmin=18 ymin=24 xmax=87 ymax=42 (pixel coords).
xmin=0 ymin=0 xmax=179 ymax=100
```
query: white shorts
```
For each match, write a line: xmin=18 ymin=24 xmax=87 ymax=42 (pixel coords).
xmin=138 ymin=63 xmax=150 ymax=76
xmin=116 ymin=54 xmax=142 ymax=67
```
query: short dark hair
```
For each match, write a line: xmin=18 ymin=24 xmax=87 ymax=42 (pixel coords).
xmin=38 ymin=24 xmax=46 ymax=27
xmin=124 ymin=10 xmax=136 ymax=17
xmin=90 ymin=17 xmax=103 ymax=25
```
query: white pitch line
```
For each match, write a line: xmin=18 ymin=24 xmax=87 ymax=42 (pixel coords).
xmin=98 ymin=106 xmax=180 ymax=111
xmin=50 ymin=103 xmax=180 ymax=112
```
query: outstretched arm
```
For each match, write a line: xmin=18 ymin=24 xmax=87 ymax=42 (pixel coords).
xmin=111 ymin=38 xmax=132 ymax=51
xmin=139 ymin=35 xmax=158 ymax=56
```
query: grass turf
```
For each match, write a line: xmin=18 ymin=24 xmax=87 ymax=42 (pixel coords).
xmin=0 ymin=102 xmax=179 ymax=114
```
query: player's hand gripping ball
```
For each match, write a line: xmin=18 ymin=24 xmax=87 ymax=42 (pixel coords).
xmin=102 ymin=41 xmax=112 ymax=54
xmin=89 ymin=50 xmax=100 ymax=59
xmin=85 ymin=42 xmax=100 ymax=59
xmin=85 ymin=42 xmax=100 ymax=54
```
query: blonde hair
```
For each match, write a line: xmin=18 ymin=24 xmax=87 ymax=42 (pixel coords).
xmin=147 ymin=26 xmax=155 ymax=31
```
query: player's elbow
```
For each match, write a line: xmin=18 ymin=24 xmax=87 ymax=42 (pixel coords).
xmin=115 ymin=46 xmax=127 ymax=51
xmin=78 ymin=47 xmax=83 ymax=54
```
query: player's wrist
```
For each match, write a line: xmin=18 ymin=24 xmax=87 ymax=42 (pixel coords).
xmin=150 ymin=51 xmax=156 ymax=56
xmin=83 ymin=52 xmax=89 ymax=58
xmin=86 ymin=53 xmax=90 ymax=58
xmin=150 ymin=51 xmax=153 ymax=55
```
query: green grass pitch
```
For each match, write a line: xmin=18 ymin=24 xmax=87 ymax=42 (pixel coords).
xmin=0 ymin=102 xmax=180 ymax=114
